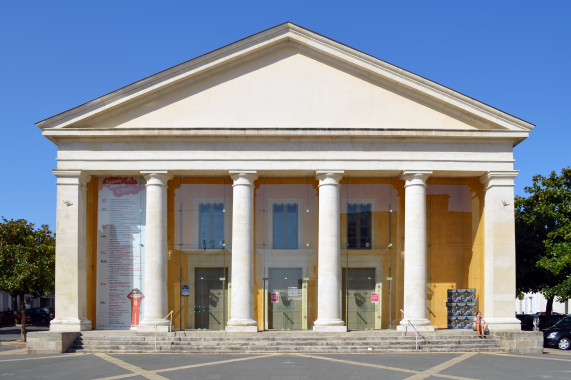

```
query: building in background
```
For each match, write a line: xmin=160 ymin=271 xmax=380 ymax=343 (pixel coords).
xmin=516 ymin=293 xmax=569 ymax=315
xmin=0 ymin=291 xmax=54 ymax=312
xmin=37 ymin=23 xmax=533 ymax=333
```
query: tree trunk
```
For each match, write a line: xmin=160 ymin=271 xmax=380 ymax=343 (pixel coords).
xmin=544 ymin=295 xmax=554 ymax=329
xmin=19 ymin=294 xmax=27 ymax=342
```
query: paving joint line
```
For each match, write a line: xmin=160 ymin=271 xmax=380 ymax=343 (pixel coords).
xmin=402 ymin=352 xmax=477 ymax=380
xmin=0 ymin=352 xmax=85 ymax=362
xmin=153 ymin=353 xmax=280 ymax=374
xmin=93 ymin=353 xmax=169 ymax=380
xmin=293 ymin=353 xmax=477 ymax=380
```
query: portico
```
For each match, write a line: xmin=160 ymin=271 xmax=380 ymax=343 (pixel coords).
xmin=38 ymin=23 xmax=531 ymax=334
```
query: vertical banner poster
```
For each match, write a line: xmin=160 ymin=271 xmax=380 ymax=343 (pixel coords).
xmin=96 ymin=177 xmax=146 ymax=329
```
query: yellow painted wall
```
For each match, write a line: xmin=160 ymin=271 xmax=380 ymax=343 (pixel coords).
xmin=426 ymin=178 xmax=484 ymax=328
xmin=168 ymin=177 xmax=231 ymax=330
xmin=86 ymin=177 xmax=98 ymax=328
xmin=339 ymin=177 xmax=405 ymax=329
xmin=253 ymin=177 xmax=319 ymax=330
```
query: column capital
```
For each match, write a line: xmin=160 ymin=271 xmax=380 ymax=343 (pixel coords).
xmin=229 ymin=171 xmax=258 ymax=186
xmin=141 ymin=171 xmax=173 ymax=186
xmin=315 ymin=171 xmax=343 ymax=185
xmin=401 ymin=170 xmax=432 ymax=187
xmin=53 ymin=170 xmax=91 ymax=186
xmin=480 ymin=171 xmax=518 ymax=190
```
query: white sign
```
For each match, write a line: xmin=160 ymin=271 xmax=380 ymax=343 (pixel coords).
xmin=96 ymin=177 xmax=146 ymax=329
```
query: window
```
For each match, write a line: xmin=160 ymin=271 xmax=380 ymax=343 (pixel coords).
xmin=347 ymin=203 xmax=371 ymax=249
xmin=199 ymin=203 xmax=224 ymax=249
xmin=272 ymin=203 xmax=298 ymax=249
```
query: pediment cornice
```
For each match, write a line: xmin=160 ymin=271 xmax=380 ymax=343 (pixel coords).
xmin=42 ymin=127 xmax=529 ymax=145
xmin=36 ymin=22 xmax=534 ymax=134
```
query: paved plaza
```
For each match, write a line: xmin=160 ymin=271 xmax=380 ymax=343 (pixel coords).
xmin=1 ymin=329 xmax=571 ymax=380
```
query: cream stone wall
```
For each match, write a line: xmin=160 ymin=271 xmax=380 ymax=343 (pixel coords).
xmin=51 ymin=171 xmax=92 ymax=331
xmin=78 ymin=49 xmax=497 ymax=131
xmin=54 ymin=139 xmax=517 ymax=175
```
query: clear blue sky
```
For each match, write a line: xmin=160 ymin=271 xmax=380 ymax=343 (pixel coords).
xmin=1 ymin=1 xmax=569 ymax=230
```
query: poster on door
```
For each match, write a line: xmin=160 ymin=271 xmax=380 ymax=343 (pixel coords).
xmin=371 ymin=292 xmax=379 ymax=303
xmin=96 ymin=177 xmax=146 ymax=330
xmin=271 ymin=292 xmax=280 ymax=303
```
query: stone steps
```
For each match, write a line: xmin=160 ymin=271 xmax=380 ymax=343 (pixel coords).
xmin=68 ymin=330 xmax=504 ymax=353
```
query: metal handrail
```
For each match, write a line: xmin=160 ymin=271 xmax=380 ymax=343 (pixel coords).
xmin=400 ymin=309 xmax=427 ymax=351
xmin=154 ymin=310 xmax=174 ymax=351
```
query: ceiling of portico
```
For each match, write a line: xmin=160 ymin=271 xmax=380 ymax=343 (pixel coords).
xmin=38 ymin=23 xmax=533 ymax=139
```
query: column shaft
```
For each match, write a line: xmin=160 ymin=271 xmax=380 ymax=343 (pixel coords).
xmin=138 ymin=171 xmax=171 ymax=331
xmin=313 ymin=171 xmax=346 ymax=332
xmin=481 ymin=171 xmax=521 ymax=330
xmin=398 ymin=171 xmax=434 ymax=331
xmin=50 ymin=170 xmax=92 ymax=332
xmin=226 ymin=171 xmax=258 ymax=332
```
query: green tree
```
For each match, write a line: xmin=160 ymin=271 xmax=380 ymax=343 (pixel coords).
xmin=515 ymin=167 xmax=571 ymax=325
xmin=0 ymin=218 xmax=55 ymax=341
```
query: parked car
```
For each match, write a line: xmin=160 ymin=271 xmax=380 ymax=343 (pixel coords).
xmin=518 ymin=312 xmax=567 ymax=330
xmin=27 ymin=307 xmax=55 ymax=325
xmin=15 ymin=310 xmax=31 ymax=324
xmin=0 ymin=311 xmax=16 ymax=326
xmin=543 ymin=316 xmax=571 ymax=350
xmin=516 ymin=314 xmax=536 ymax=330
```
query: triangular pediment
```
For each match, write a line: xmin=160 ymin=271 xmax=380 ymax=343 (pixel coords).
xmin=38 ymin=23 xmax=533 ymax=137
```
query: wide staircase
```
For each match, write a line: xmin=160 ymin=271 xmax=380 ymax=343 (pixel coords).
xmin=69 ymin=330 xmax=503 ymax=353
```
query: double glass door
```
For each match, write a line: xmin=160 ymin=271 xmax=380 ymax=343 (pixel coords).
xmin=194 ymin=268 xmax=228 ymax=330
xmin=342 ymin=268 xmax=376 ymax=330
xmin=267 ymin=268 xmax=303 ymax=330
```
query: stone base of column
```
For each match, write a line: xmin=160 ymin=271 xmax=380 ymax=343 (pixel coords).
xmin=397 ymin=319 xmax=435 ymax=332
xmin=49 ymin=318 xmax=92 ymax=332
xmin=137 ymin=320 xmax=171 ymax=332
xmin=485 ymin=317 xmax=522 ymax=331
xmin=226 ymin=318 xmax=258 ymax=333
xmin=226 ymin=325 xmax=258 ymax=332
xmin=313 ymin=319 xmax=346 ymax=332
xmin=313 ymin=325 xmax=347 ymax=332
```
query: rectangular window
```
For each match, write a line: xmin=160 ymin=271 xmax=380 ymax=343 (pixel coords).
xmin=199 ymin=203 xmax=224 ymax=249
xmin=347 ymin=203 xmax=371 ymax=249
xmin=272 ymin=203 xmax=298 ymax=249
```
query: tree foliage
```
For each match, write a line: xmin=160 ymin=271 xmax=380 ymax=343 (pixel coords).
xmin=0 ymin=217 xmax=55 ymax=341
xmin=515 ymin=167 xmax=571 ymax=318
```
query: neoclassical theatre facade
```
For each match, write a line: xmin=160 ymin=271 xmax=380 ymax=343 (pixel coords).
xmin=38 ymin=23 xmax=532 ymax=333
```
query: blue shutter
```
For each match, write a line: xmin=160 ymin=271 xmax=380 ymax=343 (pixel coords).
xmin=273 ymin=204 xmax=284 ymax=249
xmin=212 ymin=203 xmax=224 ymax=249
xmin=286 ymin=203 xmax=298 ymax=249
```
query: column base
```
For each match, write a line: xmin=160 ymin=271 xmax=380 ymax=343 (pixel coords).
xmin=313 ymin=325 xmax=347 ymax=332
xmin=137 ymin=320 xmax=171 ymax=332
xmin=313 ymin=319 xmax=346 ymax=332
xmin=226 ymin=325 xmax=258 ymax=333
xmin=226 ymin=318 xmax=258 ymax=333
xmin=397 ymin=318 xmax=435 ymax=332
xmin=485 ymin=317 xmax=522 ymax=331
xmin=49 ymin=318 xmax=92 ymax=332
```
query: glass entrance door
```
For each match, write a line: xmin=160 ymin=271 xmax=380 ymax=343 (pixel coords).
xmin=194 ymin=268 xmax=228 ymax=330
xmin=267 ymin=268 xmax=303 ymax=330
xmin=342 ymin=268 xmax=376 ymax=330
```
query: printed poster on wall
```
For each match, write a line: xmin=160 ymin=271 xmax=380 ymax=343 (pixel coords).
xmin=96 ymin=177 xmax=146 ymax=330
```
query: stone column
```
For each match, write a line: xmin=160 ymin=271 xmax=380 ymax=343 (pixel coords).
xmin=313 ymin=171 xmax=346 ymax=332
xmin=398 ymin=170 xmax=434 ymax=331
xmin=50 ymin=170 xmax=92 ymax=331
xmin=138 ymin=171 xmax=172 ymax=331
xmin=481 ymin=171 xmax=521 ymax=330
xmin=226 ymin=171 xmax=258 ymax=332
